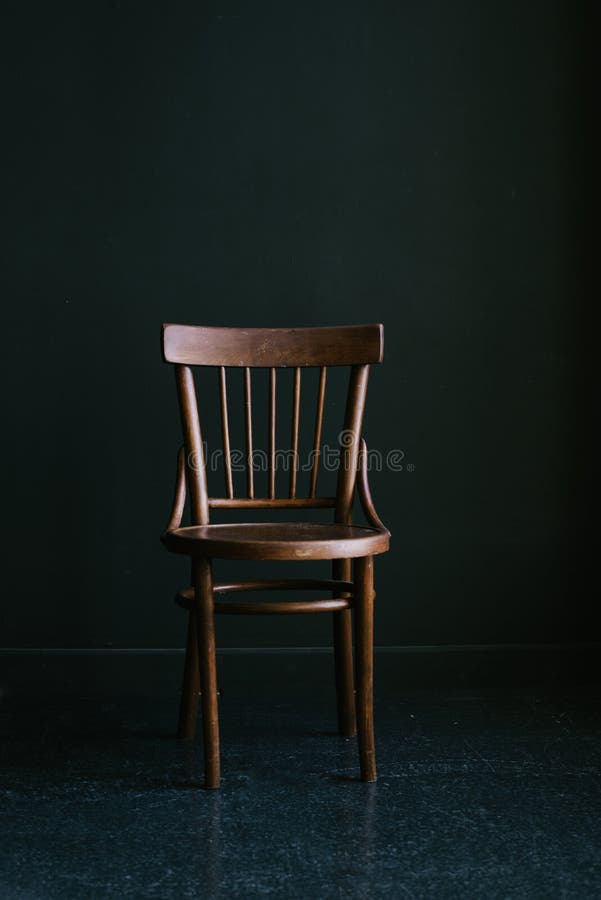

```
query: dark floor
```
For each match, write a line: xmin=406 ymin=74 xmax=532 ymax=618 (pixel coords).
xmin=1 ymin=651 xmax=601 ymax=898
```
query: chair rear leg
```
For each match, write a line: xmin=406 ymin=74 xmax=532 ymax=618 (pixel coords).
xmin=354 ymin=555 xmax=376 ymax=782
xmin=332 ymin=559 xmax=357 ymax=736
xmin=193 ymin=557 xmax=221 ymax=789
xmin=333 ymin=610 xmax=357 ymax=736
xmin=177 ymin=607 xmax=200 ymax=739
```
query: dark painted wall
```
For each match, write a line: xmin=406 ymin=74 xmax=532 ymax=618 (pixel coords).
xmin=2 ymin=1 xmax=595 ymax=648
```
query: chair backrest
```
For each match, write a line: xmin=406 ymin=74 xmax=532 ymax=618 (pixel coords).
xmin=162 ymin=324 xmax=384 ymax=526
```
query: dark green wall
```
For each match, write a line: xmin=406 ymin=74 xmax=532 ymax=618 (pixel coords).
xmin=2 ymin=1 xmax=595 ymax=648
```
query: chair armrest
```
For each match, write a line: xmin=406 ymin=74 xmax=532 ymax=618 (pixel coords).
xmin=357 ymin=439 xmax=389 ymax=533
xmin=164 ymin=446 xmax=186 ymax=533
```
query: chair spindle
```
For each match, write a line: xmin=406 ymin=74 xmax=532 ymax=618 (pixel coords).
xmin=219 ymin=367 xmax=234 ymax=499
xmin=289 ymin=367 xmax=301 ymax=499
xmin=309 ymin=366 xmax=327 ymax=498
xmin=268 ymin=367 xmax=276 ymax=499
xmin=244 ymin=367 xmax=254 ymax=498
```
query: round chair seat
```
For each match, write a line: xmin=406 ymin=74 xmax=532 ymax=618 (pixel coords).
xmin=162 ymin=521 xmax=390 ymax=561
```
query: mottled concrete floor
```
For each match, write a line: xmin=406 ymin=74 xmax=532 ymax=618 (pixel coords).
xmin=1 ymin=652 xmax=601 ymax=898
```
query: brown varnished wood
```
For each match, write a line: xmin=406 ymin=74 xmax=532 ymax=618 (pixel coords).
xmin=177 ymin=607 xmax=200 ymax=739
xmin=161 ymin=323 xmax=389 ymax=787
xmin=208 ymin=497 xmax=336 ymax=509
xmin=309 ymin=367 xmax=327 ymax=498
xmin=358 ymin=438 xmax=389 ymax=532
xmin=268 ymin=367 xmax=276 ymax=499
xmin=164 ymin=462 xmax=335 ymax=521
xmin=180 ymin=592 xmax=351 ymax=615
xmin=194 ymin=557 xmax=220 ymax=788
xmin=214 ymin=578 xmax=355 ymax=594
xmin=330 ymin=366 xmax=370 ymax=744
xmin=354 ymin=556 xmax=376 ymax=782
xmin=332 ymin=559 xmax=356 ymax=737
xmin=175 ymin=366 xmax=209 ymax=525
xmin=219 ymin=368 xmax=234 ymax=499
xmin=335 ymin=364 xmax=370 ymax=526
xmin=289 ymin=367 xmax=301 ymax=499
xmin=244 ymin=367 xmax=254 ymax=499
xmin=163 ymin=521 xmax=389 ymax=561
xmin=176 ymin=578 xmax=355 ymax=609
xmin=215 ymin=598 xmax=350 ymax=615
xmin=165 ymin=446 xmax=186 ymax=532
xmin=163 ymin=323 xmax=384 ymax=367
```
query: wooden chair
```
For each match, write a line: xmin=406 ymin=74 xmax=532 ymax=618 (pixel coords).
xmin=160 ymin=324 xmax=390 ymax=788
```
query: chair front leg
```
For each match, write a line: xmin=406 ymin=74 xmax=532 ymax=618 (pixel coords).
xmin=193 ymin=557 xmax=221 ymax=789
xmin=332 ymin=559 xmax=357 ymax=737
xmin=354 ymin=555 xmax=376 ymax=782
xmin=177 ymin=607 xmax=200 ymax=739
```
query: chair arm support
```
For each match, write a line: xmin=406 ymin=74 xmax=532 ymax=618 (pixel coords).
xmin=164 ymin=446 xmax=186 ymax=533
xmin=357 ymin=439 xmax=389 ymax=533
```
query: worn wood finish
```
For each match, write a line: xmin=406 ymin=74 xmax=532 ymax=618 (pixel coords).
xmin=219 ymin=368 xmax=234 ymax=499
xmin=332 ymin=559 xmax=356 ymax=737
xmin=194 ymin=557 xmax=220 ymax=789
xmin=309 ymin=367 xmax=327 ymax=498
xmin=163 ymin=521 xmax=389 ymax=561
xmin=163 ymin=323 xmax=384 ymax=367
xmin=177 ymin=607 xmax=200 ymax=739
xmin=161 ymin=323 xmax=389 ymax=787
xmin=289 ymin=367 xmax=301 ymax=498
xmin=354 ymin=556 xmax=376 ymax=782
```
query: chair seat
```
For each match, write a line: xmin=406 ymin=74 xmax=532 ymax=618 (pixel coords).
xmin=162 ymin=521 xmax=390 ymax=561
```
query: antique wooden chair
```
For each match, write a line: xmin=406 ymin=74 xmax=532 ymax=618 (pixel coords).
xmin=160 ymin=324 xmax=390 ymax=788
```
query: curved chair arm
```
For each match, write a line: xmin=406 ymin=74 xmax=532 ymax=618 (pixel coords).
xmin=357 ymin=439 xmax=389 ymax=533
xmin=164 ymin=446 xmax=187 ymax=533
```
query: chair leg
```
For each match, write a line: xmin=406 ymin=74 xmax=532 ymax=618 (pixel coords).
xmin=193 ymin=557 xmax=220 ymax=789
xmin=354 ymin=555 xmax=376 ymax=782
xmin=332 ymin=559 xmax=356 ymax=736
xmin=177 ymin=607 xmax=200 ymax=739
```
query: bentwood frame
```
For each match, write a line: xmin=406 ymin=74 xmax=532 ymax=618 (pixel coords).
xmin=160 ymin=324 xmax=390 ymax=788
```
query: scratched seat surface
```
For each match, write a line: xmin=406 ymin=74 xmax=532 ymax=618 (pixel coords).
xmin=162 ymin=521 xmax=390 ymax=561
